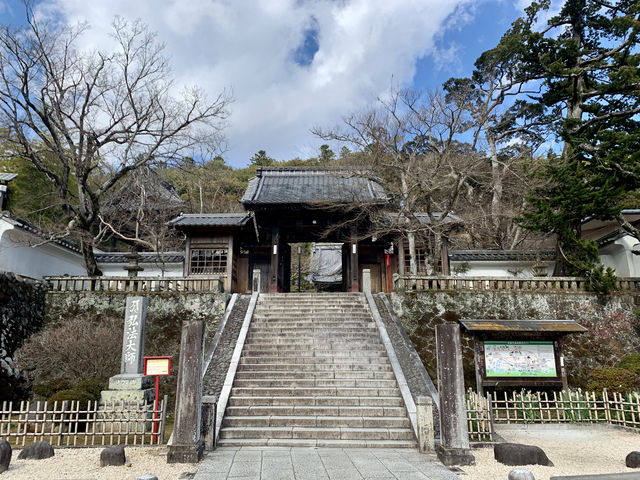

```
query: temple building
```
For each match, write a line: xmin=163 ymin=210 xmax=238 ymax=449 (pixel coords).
xmin=168 ymin=166 xmax=405 ymax=293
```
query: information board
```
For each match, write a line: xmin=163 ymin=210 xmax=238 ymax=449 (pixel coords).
xmin=484 ymin=341 xmax=557 ymax=378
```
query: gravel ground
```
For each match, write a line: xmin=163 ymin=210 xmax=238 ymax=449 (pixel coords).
xmin=3 ymin=446 xmax=199 ymax=480
xmin=461 ymin=424 xmax=640 ymax=480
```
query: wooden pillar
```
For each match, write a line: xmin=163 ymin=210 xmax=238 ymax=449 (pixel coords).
xmin=349 ymin=238 xmax=359 ymax=292
xmin=435 ymin=324 xmax=475 ymax=466
xmin=441 ymin=238 xmax=450 ymax=275
xmin=167 ymin=319 xmax=205 ymax=463
xmin=270 ymin=227 xmax=279 ymax=293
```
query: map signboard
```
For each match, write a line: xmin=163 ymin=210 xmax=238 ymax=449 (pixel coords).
xmin=484 ymin=341 xmax=557 ymax=378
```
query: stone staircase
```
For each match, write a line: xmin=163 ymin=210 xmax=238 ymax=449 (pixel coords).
xmin=218 ymin=292 xmax=416 ymax=447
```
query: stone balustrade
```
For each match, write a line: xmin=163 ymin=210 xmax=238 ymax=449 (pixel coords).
xmin=45 ymin=275 xmax=224 ymax=293
xmin=392 ymin=275 xmax=640 ymax=293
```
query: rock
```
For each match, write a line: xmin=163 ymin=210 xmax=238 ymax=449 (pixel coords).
xmin=0 ymin=439 xmax=11 ymax=473
xmin=626 ymin=451 xmax=640 ymax=468
xmin=178 ymin=473 xmax=196 ymax=479
xmin=17 ymin=441 xmax=54 ymax=460
xmin=508 ymin=468 xmax=535 ymax=480
xmin=100 ymin=445 xmax=126 ymax=467
xmin=137 ymin=475 xmax=159 ymax=480
xmin=494 ymin=443 xmax=553 ymax=467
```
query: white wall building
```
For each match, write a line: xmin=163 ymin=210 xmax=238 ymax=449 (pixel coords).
xmin=0 ymin=214 xmax=86 ymax=279
xmin=448 ymin=250 xmax=556 ymax=278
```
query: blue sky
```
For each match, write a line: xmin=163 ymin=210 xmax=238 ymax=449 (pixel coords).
xmin=0 ymin=0 xmax=530 ymax=168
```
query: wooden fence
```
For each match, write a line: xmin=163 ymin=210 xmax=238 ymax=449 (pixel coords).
xmin=466 ymin=389 xmax=640 ymax=442
xmin=46 ymin=276 xmax=223 ymax=293
xmin=0 ymin=398 xmax=168 ymax=447
xmin=394 ymin=275 xmax=640 ymax=293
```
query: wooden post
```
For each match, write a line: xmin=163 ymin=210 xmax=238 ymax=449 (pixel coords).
xmin=349 ymin=237 xmax=359 ymax=292
xmin=435 ymin=324 xmax=475 ymax=466
xmin=270 ymin=227 xmax=279 ymax=292
xmin=167 ymin=319 xmax=205 ymax=463
xmin=473 ymin=338 xmax=484 ymax=397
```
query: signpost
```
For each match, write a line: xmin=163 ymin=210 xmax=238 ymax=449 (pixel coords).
xmin=144 ymin=356 xmax=172 ymax=441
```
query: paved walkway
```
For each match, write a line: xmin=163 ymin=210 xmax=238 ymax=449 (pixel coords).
xmin=193 ymin=446 xmax=461 ymax=480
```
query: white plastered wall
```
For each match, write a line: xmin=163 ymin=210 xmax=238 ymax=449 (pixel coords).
xmin=599 ymin=235 xmax=640 ymax=277
xmin=0 ymin=219 xmax=86 ymax=279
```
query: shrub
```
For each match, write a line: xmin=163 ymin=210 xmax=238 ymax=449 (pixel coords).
xmin=48 ymin=389 xmax=96 ymax=409
xmin=32 ymin=378 xmax=72 ymax=399
xmin=73 ymin=379 xmax=105 ymax=399
xmin=15 ymin=314 xmax=123 ymax=387
xmin=618 ymin=353 xmax=640 ymax=376
xmin=586 ymin=367 xmax=640 ymax=394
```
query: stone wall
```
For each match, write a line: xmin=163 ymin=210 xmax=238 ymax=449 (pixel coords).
xmin=391 ymin=290 xmax=640 ymax=389
xmin=45 ymin=291 xmax=229 ymax=341
xmin=0 ymin=272 xmax=48 ymax=399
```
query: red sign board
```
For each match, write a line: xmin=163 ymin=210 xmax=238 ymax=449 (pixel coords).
xmin=144 ymin=356 xmax=172 ymax=376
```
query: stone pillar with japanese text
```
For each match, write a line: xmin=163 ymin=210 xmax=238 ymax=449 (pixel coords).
xmin=101 ymin=296 xmax=153 ymax=404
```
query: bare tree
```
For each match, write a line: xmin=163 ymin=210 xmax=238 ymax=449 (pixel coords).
xmin=0 ymin=7 xmax=230 ymax=275
xmin=315 ymin=88 xmax=485 ymax=274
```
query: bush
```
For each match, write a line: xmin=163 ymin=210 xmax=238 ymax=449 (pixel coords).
xmin=586 ymin=367 xmax=640 ymax=394
xmin=32 ymin=378 xmax=72 ymax=399
xmin=618 ymin=353 xmax=640 ymax=376
xmin=15 ymin=315 xmax=123 ymax=387
xmin=48 ymin=389 xmax=96 ymax=409
xmin=73 ymin=379 xmax=105 ymax=399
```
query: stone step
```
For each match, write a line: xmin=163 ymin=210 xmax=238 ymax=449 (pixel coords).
xmin=230 ymin=387 xmax=401 ymax=397
xmin=239 ymin=356 xmax=389 ymax=365
xmin=250 ymin=320 xmax=375 ymax=326
xmin=227 ymin=395 xmax=406 ymax=407
xmin=233 ymin=378 xmax=397 ymax=388
xmin=222 ymin=415 xmax=411 ymax=428
xmin=246 ymin=327 xmax=378 ymax=334
xmin=240 ymin=349 xmax=387 ymax=357
xmin=225 ymin=405 xmax=408 ymax=417
xmin=237 ymin=363 xmax=393 ymax=372
xmin=234 ymin=370 xmax=396 ymax=380
xmin=245 ymin=334 xmax=381 ymax=342
xmin=219 ymin=426 xmax=415 ymax=441
xmin=216 ymin=438 xmax=417 ymax=448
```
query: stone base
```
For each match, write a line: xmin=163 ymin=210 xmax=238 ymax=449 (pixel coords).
xmin=436 ymin=444 xmax=475 ymax=466
xmin=167 ymin=442 xmax=204 ymax=464
xmin=100 ymin=388 xmax=154 ymax=404
xmin=108 ymin=374 xmax=152 ymax=390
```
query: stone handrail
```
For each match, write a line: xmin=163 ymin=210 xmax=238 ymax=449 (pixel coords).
xmin=393 ymin=275 xmax=640 ymax=293
xmin=45 ymin=275 xmax=224 ymax=293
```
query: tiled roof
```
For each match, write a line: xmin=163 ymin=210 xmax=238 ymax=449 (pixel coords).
xmin=460 ymin=319 xmax=586 ymax=333
xmin=0 ymin=173 xmax=18 ymax=182
xmin=0 ymin=212 xmax=81 ymax=253
xmin=167 ymin=213 xmax=252 ymax=228
xmin=449 ymin=250 xmax=556 ymax=262
xmin=95 ymin=252 xmax=184 ymax=264
xmin=240 ymin=167 xmax=387 ymax=207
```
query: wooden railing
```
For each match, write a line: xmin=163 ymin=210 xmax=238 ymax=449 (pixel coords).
xmin=45 ymin=275 xmax=224 ymax=293
xmin=466 ymin=389 xmax=640 ymax=442
xmin=0 ymin=398 xmax=168 ymax=447
xmin=393 ymin=275 xmax=640 ymax=293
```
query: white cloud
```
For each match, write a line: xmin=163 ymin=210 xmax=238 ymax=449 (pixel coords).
xmin=35 ymin=0 xmax=477 ymax=166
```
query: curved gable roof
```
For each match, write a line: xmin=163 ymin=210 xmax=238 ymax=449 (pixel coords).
xmin=240 ymin=167 xmax=387 ymax=207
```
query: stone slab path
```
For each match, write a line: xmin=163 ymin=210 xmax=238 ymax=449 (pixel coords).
xmin=193 ymin=446 xmax=460 ymax=480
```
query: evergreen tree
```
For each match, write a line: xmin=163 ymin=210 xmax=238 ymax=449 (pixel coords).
xmin=481 ymin=0 xmax=640 ymax=289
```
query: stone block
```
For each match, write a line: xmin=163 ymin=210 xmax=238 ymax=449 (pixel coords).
xmin=100 ymin=388 xmax=154 ymax=404
xmin=17 ymin=441 xmax=54 ymax=460
xmin=494 ymin=443 xmax=553 ymax=467
xmin=137 ymin=475 xmax=159 ymax=480
xmin=100 ymin=445 xmax=126 ymax=467
xmin=167 ymin=442 xmax=204 ymax=464
xmin=509 ymin=468 xmax=535 ymax=480
xmin=436 ymin=444 xmax=475 ymax=466
xmin=107 ymin=374 xmax=152 ymax=391
xmin=626 ymin=452 xmax=640 ymax=469
xmin=0 ymin=439 xmax=11 ymax=473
